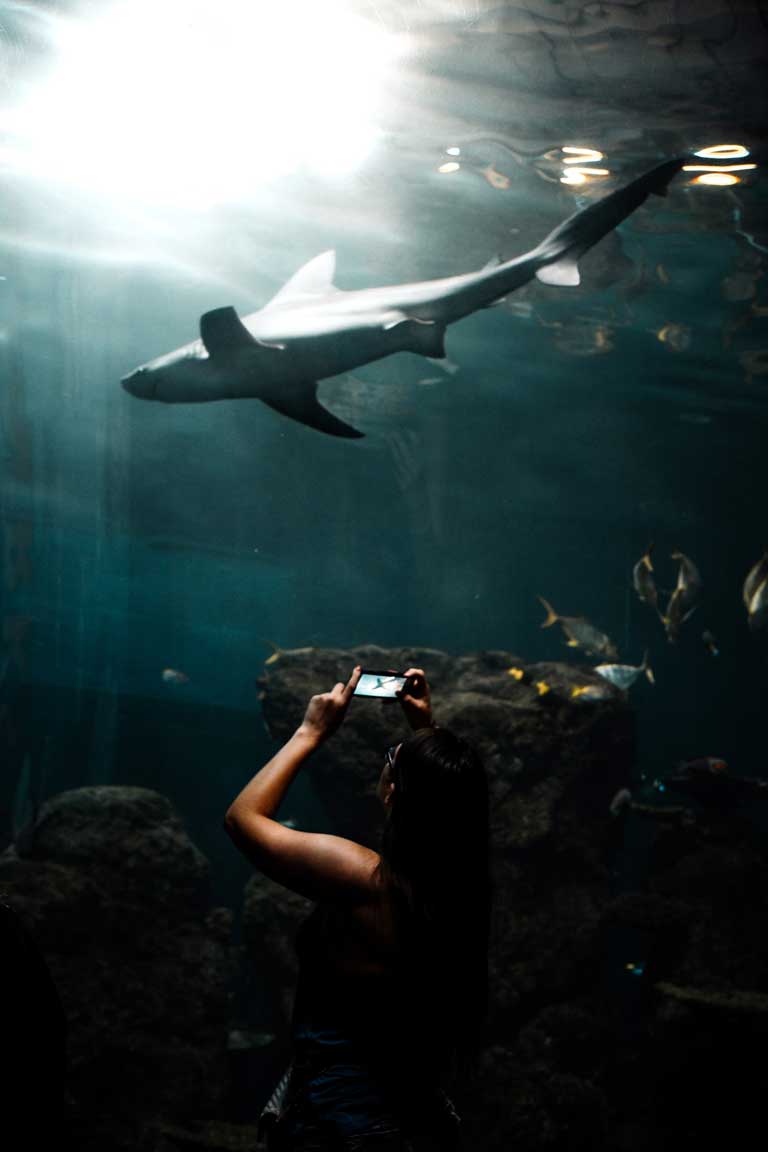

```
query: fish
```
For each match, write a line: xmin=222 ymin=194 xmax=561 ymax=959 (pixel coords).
xmin=595 ymin=651 xmax=654 ymax=690
xmin=656 ymin=322 xmax=692 ymax=352
xmin=702 ymin=629 xmax=719 ymax=656
xmin=632 ymin=543 xmax=659 ymax=613
xmin=507 ymin=666 xmax=548 ymax=694
xmin=538 ymin=596 xmax=619 ymax=660
xmin=747 ymin=578 xmax=768 ymax=632
xmin=743 ymin=551 xmax=768 ymax=631
xmin=261 ymin=640 xmax=315 ymax=668
xmin=264 ymin=641 xmax=284 ymax=666
xmin=662 ymin=550 xmax=702 ymax=643
xmin=571 ymin=683 xmax=614 ymax=702
xmin=122 ymin=157 xmax=690 ymax=437
xmin=609 ymin=787 xmax=633 ymax=816
xmin=676 ymin=756 xmax=728 ymax=777
xmin=162 ymin=668 xmax=189 ymax=684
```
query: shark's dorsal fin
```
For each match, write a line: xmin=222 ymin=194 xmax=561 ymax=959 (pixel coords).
xmin=264 ymin=251 xmax=339 ymax=310
xmin=200 ymin=307 xmax=257 ymax=355
xmin=482 ymin=254 xmax=503 ymax=270
xmin=260 ymin=383 xmax=364 ymax=439
xmin=536 ymin=256 xmax=581 ymax=287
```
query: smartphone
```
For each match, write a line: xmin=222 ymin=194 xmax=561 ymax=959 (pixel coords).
xmin=353 ymin=670 xmax=407 ymax=699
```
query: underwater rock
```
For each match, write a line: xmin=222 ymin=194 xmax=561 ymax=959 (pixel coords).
xmin=462 ymin=1043 xmax=609 ymax=1152
xmin=655 ymin=981 xmax=768 ymax=1016
xmin=0 ymin=786 xmax=235 ymax=1152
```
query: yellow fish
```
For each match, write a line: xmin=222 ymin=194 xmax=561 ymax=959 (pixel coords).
xmin=535 ymin=681 xmax=551 ymax=697
xmin=656 ymin=322 xmax=691 ymax=352
xmin=507 ymin=667 xmax=526 ymax=681
xmin=264 ymin=641 xmax=284 ymax=665
xmin=571 ymin=684 xmax=612 ymax=702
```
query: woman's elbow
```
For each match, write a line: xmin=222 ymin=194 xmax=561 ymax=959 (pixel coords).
xmin=222 ymin=807 xmax=240 ymax=837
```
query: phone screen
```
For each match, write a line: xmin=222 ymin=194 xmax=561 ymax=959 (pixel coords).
xmin=353 ymin=671 xmax=407 ymax=699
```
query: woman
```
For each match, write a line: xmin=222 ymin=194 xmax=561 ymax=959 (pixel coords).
xmin=224 ymin=665 xmax=491 ymax=1150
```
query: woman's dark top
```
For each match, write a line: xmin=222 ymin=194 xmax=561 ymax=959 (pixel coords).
xmin=270 ymin=902 xmax=461 ymax=1148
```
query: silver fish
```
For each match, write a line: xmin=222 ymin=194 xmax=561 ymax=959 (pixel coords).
xmin=539 ymin=597 xmax=618 ymax=660
xmin=609 ymin=787 xmax=633 ymax=817
xmin=747 ymin=578 xmax=768 ymax=632
xmin=744 ymin=551 xmax=768 ymax=631
xmin=663 ymin=550 xmax=702 ymax=643
xmin=595 ymin=651 xmax=654 ymax=691
xmin=632 ymin=543 xmax=658 ymax=613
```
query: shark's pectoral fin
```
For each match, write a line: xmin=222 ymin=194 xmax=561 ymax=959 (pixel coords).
xmin=261 ymin=385 xmax=364 ymax=439
xmin=536 ymin=256 xmax=581 ymax=287
xmin=200 ymin=307 xmax=257 ymax=355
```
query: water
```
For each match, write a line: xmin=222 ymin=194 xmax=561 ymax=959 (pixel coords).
xmin=1 ymin=2 xmax=767 ymax=1148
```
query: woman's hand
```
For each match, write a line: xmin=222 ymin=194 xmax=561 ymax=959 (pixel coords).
xmin=397 ymin=667 xmax=434 ymax=731
xmin=297 ymin=666 xmax=362 ymax=746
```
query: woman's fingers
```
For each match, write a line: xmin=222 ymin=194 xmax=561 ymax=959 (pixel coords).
xmin=340 ymin=666 xmax=362 ymax=703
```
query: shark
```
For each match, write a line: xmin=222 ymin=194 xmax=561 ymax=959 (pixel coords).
xmin=122 ymin=156 xmax=688 ymax=437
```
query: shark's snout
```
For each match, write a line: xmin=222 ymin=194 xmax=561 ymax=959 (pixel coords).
xmin=122 ymin=367 xmax=156 ymax=399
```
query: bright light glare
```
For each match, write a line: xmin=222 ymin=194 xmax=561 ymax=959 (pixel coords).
xmin=560 ymin=167 xmax=609 ymax=185
xmin=445 ymin=146 xmax=461 ymax=156
xmin=6 ymin=0 xmax=406 ymax=208
xmin=693 ymin=172 xmax=740 ymax=186
xmin=561 ymin=146 xmax=604 ymax=163
xmin=683 ymin=164 xmax=756 ymax=172
xmin=438 ymin=162 xmax=461 ymax=173
xmin=694 ymin=144 xmax=749 ymax=159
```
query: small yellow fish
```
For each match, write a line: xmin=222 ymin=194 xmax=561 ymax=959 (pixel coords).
xmin=507 ymin=667 xmax=526 ymax=681
xmin=535 ymin=680 xmax=550 ymax=697
xmin=264 ymin=641 xmax=284 ymax=665
xmin=656 ymin=322 xmax=691 ymax=352
xmin=571 ymin=684 xmax=612 ymax=702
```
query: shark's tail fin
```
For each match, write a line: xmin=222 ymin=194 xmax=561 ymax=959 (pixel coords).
xmin=534 ymin=156 xmax=687 ymax=287
xmin=538 ymin=596 xmax=559 ymax=628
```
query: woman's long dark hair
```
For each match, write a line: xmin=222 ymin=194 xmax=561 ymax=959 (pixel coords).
xmin=372 ymin=727 xmax=491 ymax=1091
